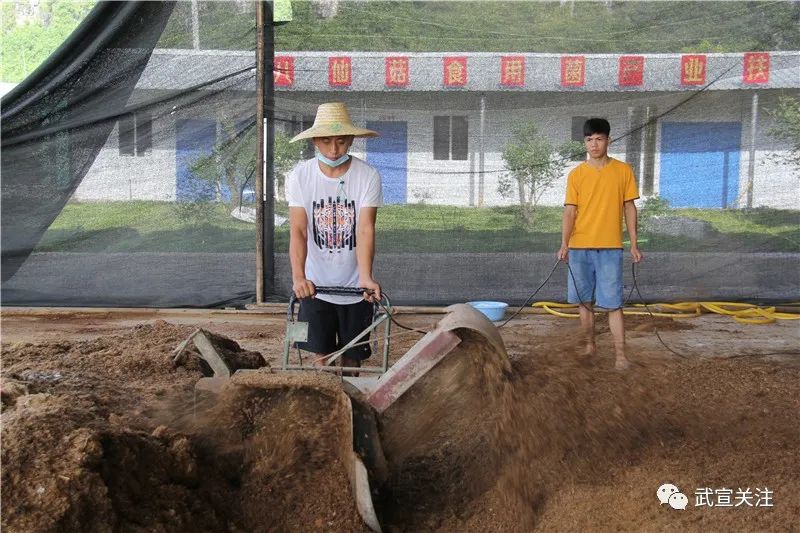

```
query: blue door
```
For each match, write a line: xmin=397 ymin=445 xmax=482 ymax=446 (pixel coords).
xmin=176 ymin=119 xmax=217 ymax=202
xmin=659 ymin=122 xmax=741 ymax=208
xmin=366 ymin=121 xmax=407 ymax=204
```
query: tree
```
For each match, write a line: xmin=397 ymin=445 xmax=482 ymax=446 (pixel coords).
xmin=188 ymin=121 xmax=250 ymax=210
xmin=1 ymin=0 xmax=95 ymax=83
xmin=189 ymin=122 xmax=303 ymax=211
xmin=766 ymin=95 xmax=800 ymax=175
xmin=498 ymin=122 xmax=584 ymax=225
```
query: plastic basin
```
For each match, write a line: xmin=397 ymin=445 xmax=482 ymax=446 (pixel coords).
xmin=467 ymin=301 xmax=509 ymax=322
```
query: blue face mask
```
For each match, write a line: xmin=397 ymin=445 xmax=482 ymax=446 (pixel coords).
xmin=316 ymin=152 xmax=350 ymax=167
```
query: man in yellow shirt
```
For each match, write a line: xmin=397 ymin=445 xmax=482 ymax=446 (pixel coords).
xmin=557 ymin=118 xmax=642 ymax=370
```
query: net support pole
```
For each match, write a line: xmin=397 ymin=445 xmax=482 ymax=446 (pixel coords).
xmin=642 ymin=105 xmax=657 ymax=196
xmin=478 ymin=93 xmax=486 ymax=207
xmin=255 ymin=1 xmax=276 ymax=303
xmin=746 ymin=92 xmax=759 ymax=209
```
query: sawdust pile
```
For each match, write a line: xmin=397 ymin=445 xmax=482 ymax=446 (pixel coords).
xmin=376 ymin=332 xmax=800 ymax=532
xmin=173 ymin=329 xmax=266 ymax=375
xmin=188 ymin=373 xmax=367 ymax=532
xmin=1 ymin=324 xmax=365 ymax=532
xmin=2 ymin=320 xmax=197 ymax=393
xmin=2 ymin=318 xmax=799 ymax=532
xmin=1 ymin=392 xmax=229 ymax=532
xmin=376 ymin=330 xmax=509 ymax=527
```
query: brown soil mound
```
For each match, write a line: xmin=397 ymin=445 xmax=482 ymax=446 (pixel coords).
xmin=1 ymin=326 xmax=366 ymax=533
xmin=188 ymin=373 xmax=367 ymax=532
xmin=2 ymin=320 xmax=199 ymax=394
xmin=376 ymin=335 xmax=800 ymax=532
xmin=1 ymin=392 xmax=229 ymax=532
xmin=174 ymin=329 xmax=267 ymax=376
xmin=3 ymin=318 xmax=798 ymax=532
xmin=377 ymin=330 xmax=509 ymax=528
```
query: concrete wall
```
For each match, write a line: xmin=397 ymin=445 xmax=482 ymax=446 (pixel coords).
xmin=76 ymin=117 xmax=178 ymax=201
xmin=746 ymin=92 xmax=799 ymax=209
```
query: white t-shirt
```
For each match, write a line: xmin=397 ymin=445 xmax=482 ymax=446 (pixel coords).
xmin=286 ymin=156 xmax=383 ymax=305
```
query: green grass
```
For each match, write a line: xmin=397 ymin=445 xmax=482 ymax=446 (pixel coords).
xmin=661 ymin=208 xmax=800 ymax=252
xmin=676 ymin=208 xmax=799 ymax=238
xmin=36 ymin=201 xmax=800 ymax=254
xmin=38 ymin=201 xmax=257 ymax=253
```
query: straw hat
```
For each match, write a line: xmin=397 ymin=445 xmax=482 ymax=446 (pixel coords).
xmin=290 ymin=102 xmax=378 ymax=142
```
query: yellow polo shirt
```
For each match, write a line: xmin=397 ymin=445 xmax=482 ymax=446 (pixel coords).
xmin=564 ymin=158 xmax=639 ymax=249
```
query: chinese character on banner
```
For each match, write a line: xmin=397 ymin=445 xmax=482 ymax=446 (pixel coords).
xmin=743 ymin=52 xmax=770 ymax=84
xmin=328 ymin=56 xmax=352 ymax=87
xmin=444 ymin=57 xmax=467 ymax=87
xmin=681 ymin=55 xmax=706 ymax=85
xmin=561 ymin=56 xmax=585 ymax=87
xmin=385 ymin=56 xmax=409 ymax=87
xmin=501 ymin=56 xmax=525 ymax=86
xmin=619 ymin=55 xmax=645 ymax=86
xmin=274 ymin=56 xmax=294 ymax=87
xmin=695 ymin=487 xmax=715 ymax=507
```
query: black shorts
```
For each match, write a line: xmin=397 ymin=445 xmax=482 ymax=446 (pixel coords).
xmin=295 ymin=297 xmax=374 ymax=361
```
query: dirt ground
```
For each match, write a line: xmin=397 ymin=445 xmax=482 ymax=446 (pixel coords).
xmin=2 ymin=307 xmax=799 ymax=532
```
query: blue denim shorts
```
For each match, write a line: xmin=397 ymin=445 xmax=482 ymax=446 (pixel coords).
xmin=567 ymin=249 xmax=623 ymax=310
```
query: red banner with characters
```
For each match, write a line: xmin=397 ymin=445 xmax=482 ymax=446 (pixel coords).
xmin=385 ymin=56 xmax=410 ymax=87
xmin=561 ymin=56 xmax=585 ymax=87
xmin=743 ymin=53 xmax=770 ymax=84
xmin=619 ymin=55 xmax=644 ymax=86
xmin=681 ymin=55 xmax=706 ymax=85
xmin=501 ymin=56 xmax=525 ymax=87
xmin=443 ymin=57 xmax=467 ymax=87
xmin=274 ymin=56 xmax=294 ymax=87
xmin=328 ymin=56 xmax=352 ymax=87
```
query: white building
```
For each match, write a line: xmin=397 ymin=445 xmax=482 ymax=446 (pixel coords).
xmin=76 ymin=49 xmax=800 ymax=209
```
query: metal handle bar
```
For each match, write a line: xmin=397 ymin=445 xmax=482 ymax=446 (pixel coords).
xmin=287 ymin=286 xmax=391 ymax=322
xmin=284 ymin=286 xmax=393 ymax=372
xmin=314 ymin=286 xmax=372 ymax=296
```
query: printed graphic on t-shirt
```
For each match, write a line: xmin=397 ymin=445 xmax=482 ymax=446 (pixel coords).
xmin=312 ymin=196 xmax=356 ymax=252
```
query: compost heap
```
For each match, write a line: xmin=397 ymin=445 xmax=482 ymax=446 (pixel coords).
xmin=1 ymin=321 xmax=366 ymax=532
xmin=2 ymin=319 xmax=798 ymax=532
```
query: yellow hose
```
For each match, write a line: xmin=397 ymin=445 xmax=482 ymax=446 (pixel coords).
xmin=531 ymin=302 xmax=583 ymax=318
xmin=531 ymin=301 xmax=800 ymax=324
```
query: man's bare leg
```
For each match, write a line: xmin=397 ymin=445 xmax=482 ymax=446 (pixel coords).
xmin=578 ymin=303 xmax=596 ymax=356
xmin=608 ymin=309 xmax=630 ymax=370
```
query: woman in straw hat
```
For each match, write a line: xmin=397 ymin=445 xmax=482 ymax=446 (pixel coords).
xmin=286 ymin=102 xmax=383 ymax=373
